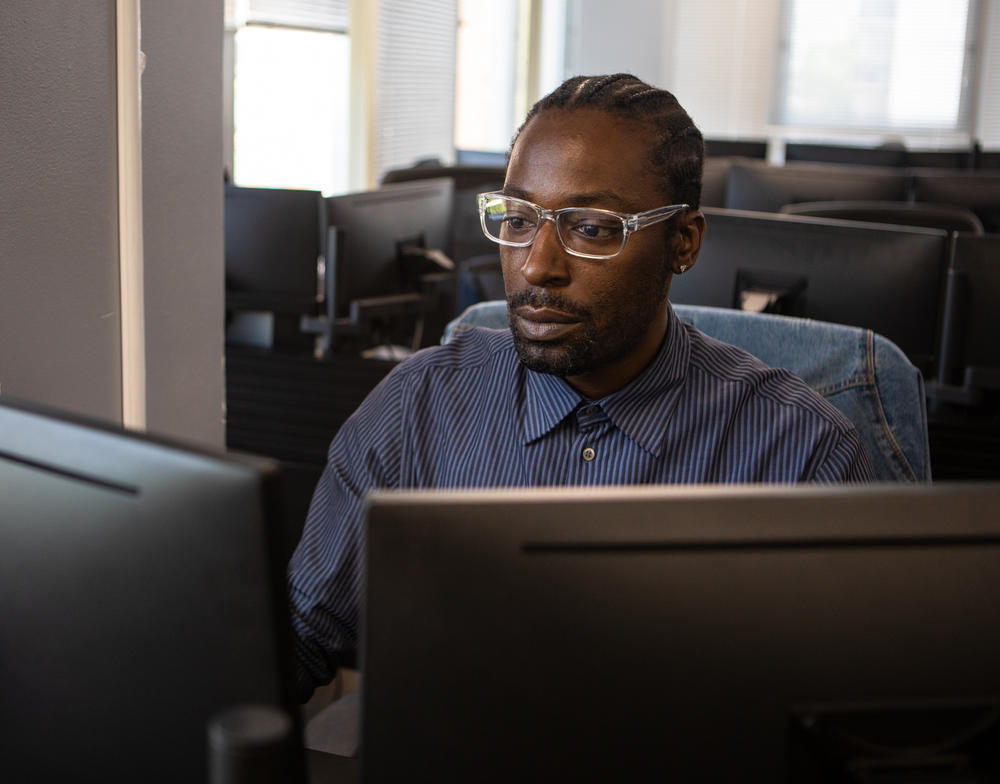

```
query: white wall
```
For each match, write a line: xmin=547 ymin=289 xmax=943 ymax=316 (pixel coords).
xmin=564 ymin=0 xmax=666 ymax=84
xmin=561 ymin=0 xmax=1000 ymax=149
xmin=562 ymin=0 xmax=782 ymax=141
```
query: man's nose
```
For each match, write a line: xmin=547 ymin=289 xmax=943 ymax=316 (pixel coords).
xmin=519 ymin=218 xmax=570 ymax=286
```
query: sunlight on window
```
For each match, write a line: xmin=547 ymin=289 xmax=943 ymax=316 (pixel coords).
xmin=454 ymin=1 xmax=518 ymax=153
xmin=233 ymin=26 xmax=350 ymax=195
xmin=781 ymin=0 xmax=971 ymax=131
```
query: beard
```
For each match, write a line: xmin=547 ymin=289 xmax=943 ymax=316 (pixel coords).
xmin=506 ymin=267 xmax=671 ymax=379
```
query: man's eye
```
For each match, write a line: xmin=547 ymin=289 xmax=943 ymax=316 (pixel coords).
xmin=504 ymin=214 xmax=535 ymax=230
xmin=569 ymin=218 xmax=622 ymax=240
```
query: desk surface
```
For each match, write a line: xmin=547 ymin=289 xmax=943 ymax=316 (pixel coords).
xmin=307 ymin=749 xmax=358 ymax=784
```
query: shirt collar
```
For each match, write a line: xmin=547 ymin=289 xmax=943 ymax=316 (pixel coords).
xmin=519 ymin=304 xmax=691 ymax=455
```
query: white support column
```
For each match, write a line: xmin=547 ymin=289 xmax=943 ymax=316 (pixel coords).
xmin=350 ymin=0 xmax=378 ymax=191
xmin=116 ymin=0 xmax=147 ymax=430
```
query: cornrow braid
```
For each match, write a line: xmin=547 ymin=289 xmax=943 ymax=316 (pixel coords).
xmin=512 ymin=73 xmax=705 ymax=209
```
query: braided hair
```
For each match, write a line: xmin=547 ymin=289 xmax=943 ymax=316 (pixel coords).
xmin=513 ymin=74 xmax=704 ymax=209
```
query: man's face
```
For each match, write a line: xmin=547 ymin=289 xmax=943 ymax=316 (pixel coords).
xmin=501 ymin=108 xmax=685 ymax=399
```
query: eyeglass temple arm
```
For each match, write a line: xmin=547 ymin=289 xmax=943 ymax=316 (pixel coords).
xmin=629 ymin=204 xmax=689 ymax=231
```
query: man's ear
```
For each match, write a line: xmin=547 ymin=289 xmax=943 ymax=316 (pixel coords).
xmin=671 ymin=210 xmax=706 ymax=275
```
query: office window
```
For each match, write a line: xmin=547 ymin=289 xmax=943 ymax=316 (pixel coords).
xmin=454 ymin=2 xmax=519 ymax=154
xmin=229 ymin=0 xmax=350 ymax=195
xmin=373 ymin=0 xmax=458 ymax=181
xmin=454 ymin=0 xmax=568 ymax=155
xmin=776 ymin=0 xmax=978 ymax=132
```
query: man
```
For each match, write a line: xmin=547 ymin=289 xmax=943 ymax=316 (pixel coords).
xmin=289 ymin=73 xmax=872 ymax=699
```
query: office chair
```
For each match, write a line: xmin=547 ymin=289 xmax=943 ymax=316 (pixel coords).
xmin=443 ymin=300 xmax=931 ymax=482
xmin=779 ymin=200 xmax=985 ymax=234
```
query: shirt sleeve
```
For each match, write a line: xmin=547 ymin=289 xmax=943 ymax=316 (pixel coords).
xmin=286 ymin=366 xmax=408 ymax=701
xmin=801 ymin=421 xmax=876 ymax=483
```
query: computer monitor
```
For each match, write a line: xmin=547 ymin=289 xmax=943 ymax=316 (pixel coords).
xmin=703 ymin=138 xmax=769 ymax=158
xmin=910 ymin=170 xmax=1000 ymax=233
xmin=322 ymin=178 xmax=454 ymax=349
xmin=725 ymin=161 xmax=910 ymax=213
xmin=669 ymin=207 xmax=950 ymax=374
xmin=361 ymin=483 xmax=1000 ymax=783
xmin=784 ymin=142 xmax=908 ymax=168
xmin=0 ymin=397 xmax=303 ymax=784
xmin=224 ymin=184 xmax=325 ymax=315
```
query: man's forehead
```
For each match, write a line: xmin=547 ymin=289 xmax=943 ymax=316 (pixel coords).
xmin=506 ymin=109 xmax=665 ymax=210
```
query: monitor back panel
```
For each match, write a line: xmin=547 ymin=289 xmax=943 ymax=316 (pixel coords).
xmin=670 ymin=208 xmax=949 ymax=372
xmin=0 ymin=400 xmax=298 ymax=784
xmin=910 ymin=170 xmax=1000 ymax=233
xmin=361 ymin=484 xmax=1000 ymax=783
xmin=224 ymin=184 xmax=324 ymax=314
xmin=326 ymin=178 xmax=454 ymax=319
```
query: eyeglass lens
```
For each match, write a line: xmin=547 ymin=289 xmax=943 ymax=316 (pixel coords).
xmin=482 ymin=196 xmax=626 ymax=257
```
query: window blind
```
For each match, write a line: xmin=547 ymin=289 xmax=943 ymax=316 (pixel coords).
xmin=373 ymin=0 xmax=458 ymax=181
xmin=776 ymin=0 xmax=976 ymax=132
xmin=229 ymin=0 xmax=349 ymax=32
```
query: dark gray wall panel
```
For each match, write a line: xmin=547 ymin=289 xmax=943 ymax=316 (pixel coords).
xmin=0 ymin=1 xmax=121 ymax=422
xmin=141 ymin=0 xmax=225 ymax=448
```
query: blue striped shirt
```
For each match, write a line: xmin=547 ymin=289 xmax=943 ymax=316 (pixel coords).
xmin=288 ymin=304 xmax=872 ymax=694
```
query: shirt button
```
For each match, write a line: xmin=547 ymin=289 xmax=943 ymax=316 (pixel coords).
xmin=582 ymin=446 xmax=596 ymax=462
xmin=584 ymin=406 xmax=598 ymax=416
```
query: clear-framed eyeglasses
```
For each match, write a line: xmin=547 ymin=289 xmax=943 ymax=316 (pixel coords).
xmin=477 ymin=191 xmax=689 ymax=260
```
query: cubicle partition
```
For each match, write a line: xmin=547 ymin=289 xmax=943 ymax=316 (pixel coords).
xmin=670 ymin=208 xmax=950 ymax=375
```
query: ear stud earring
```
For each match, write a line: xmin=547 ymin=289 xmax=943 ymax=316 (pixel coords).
xmin=676 ymin=264 xmax=689 ymax=274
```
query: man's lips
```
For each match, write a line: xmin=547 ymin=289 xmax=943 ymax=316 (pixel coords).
xmin=512 ymin=305 xmax=581 ymax=340
xmin=516 ymin=305 xmax=579 ymax=323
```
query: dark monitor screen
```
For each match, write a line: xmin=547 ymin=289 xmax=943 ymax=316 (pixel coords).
xmin=725 ymin=161 xmax=910 ymax=212
xmin=784 ymin=142 xmax=908 ymax=168
xmin=224 ymin=184 xmax=325 ymax=314
xmin=703 ymin=138 xmax=768 ymax=158
xmin=910 ymin=170 xmax=1000 ymax=233
xmin=361 ymin=483 xmax=1000 ymax=783
xmin=907 ymin=150 xmax=974 ymax=169
xmin=325 ymin=178 xmax=454 ymax=321
xmin=0 ymin=398 xmax=302 ymax=784
xmin=669 ymin=207 xmax=949 ymax=373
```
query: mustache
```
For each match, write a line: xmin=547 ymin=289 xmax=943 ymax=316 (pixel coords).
xmin=507 ymin=290 xmax=592 ymax=319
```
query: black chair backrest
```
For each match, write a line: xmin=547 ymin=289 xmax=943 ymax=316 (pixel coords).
xmin=910 ymin=170 xmax=1000 ymax=234
xmin=725 ymin=161 xmax=910 ymax=213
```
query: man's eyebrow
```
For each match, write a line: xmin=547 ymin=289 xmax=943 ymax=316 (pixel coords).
xmin=501 ymin=185 xmax=634 ymax=211
xmin=501 ymin=184 xmax=532 ymax=200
